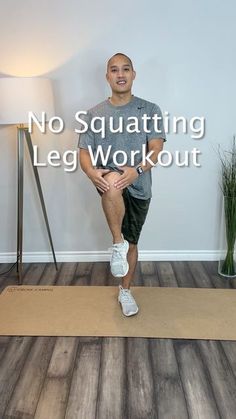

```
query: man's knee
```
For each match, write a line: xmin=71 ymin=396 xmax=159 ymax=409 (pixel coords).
xmin=103 ymin=171 xmax=121 ymax=184
xmin=102 ymin=172 xmax=122 ymax=196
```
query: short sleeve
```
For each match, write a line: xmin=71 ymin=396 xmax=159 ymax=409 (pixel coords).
xmin=146 ymin=104 xmax=166 ymax=142
xmin=77 ymin=112 xmax=95 ymax=150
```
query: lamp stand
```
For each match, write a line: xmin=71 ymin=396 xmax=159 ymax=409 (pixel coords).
xmin=16 ymin=126 xmax=58 ymax=284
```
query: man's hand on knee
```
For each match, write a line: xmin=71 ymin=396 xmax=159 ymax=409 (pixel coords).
xmin=113 ymin=166 xmax=138 ymax=190
xmin=87 ymin=168 xmax=110 ymax=193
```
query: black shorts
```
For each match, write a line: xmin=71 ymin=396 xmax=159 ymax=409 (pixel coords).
xmin=121 ymin=188 xmax=151 ymax=244
xmin=97 ymin=168 xmax=151 ymax=244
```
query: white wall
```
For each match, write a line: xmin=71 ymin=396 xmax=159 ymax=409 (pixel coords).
xmin=0 ymin=0 xmax=235 ymax=261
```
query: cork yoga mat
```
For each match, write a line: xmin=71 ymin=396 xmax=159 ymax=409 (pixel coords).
xmin=0 ymin=286 xmax=236 ymax=340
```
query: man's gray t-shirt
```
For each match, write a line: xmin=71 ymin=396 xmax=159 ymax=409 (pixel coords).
xmin=78 ymin=95 xmax=166 ymax=199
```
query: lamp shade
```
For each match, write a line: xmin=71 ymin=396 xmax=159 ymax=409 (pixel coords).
xmin=0 ymin=77 xmax=55 ymax=124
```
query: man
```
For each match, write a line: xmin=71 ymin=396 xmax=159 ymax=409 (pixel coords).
xmin=78 ymin=53 xmax=166 ymax=316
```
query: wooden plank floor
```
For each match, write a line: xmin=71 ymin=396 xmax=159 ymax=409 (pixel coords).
xmin=0 ymin=261 xmax=236 ymax=419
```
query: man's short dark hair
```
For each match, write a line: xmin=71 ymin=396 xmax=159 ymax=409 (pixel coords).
xmin=107 ymin=53 xmax=134 ymax=71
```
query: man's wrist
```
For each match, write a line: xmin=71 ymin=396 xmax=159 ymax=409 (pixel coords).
xmin=135 ymin=160 xmax=157 ymax=174
xmin=86 ymin=167 xmax=96 ymax=178
xmin=135 ymin=165 xmax=144 ymax=176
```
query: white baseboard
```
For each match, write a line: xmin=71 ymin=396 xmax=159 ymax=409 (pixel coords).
xmin=0 ymin=250 xmax=223 ymax=263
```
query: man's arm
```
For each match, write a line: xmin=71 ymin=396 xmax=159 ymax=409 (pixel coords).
xmin=138 ymin=138 xmax=164 ymax=172
xmin=114 ymin=138 xmax=164 ymax=190
xmin=79 ymin=148 xmax=110 ymax=193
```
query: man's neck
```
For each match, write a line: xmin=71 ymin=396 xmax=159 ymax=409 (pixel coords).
xmin=109 ymin=92 xmax=133 ymax=106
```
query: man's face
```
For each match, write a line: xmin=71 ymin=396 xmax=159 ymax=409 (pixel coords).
xmin=106 ymin=55 xmax=136 ymax=95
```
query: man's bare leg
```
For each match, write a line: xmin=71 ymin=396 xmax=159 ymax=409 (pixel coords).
xmin=101 ymin=172 xmax=125 ymax=244
xmin=122 ymin=243 xmax=138 ymax=289
xmin=101 ymin=172 xmax=138 ymax=289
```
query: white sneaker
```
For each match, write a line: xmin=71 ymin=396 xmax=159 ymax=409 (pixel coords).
xmin=118 ymin=285 xmax=139 ymax=317
xmin=110 ymin=238 xmax=129 ymax=277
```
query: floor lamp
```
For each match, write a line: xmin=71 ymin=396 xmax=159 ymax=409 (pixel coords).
xmin=0 ymin=77 xmax=58 ymax=284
